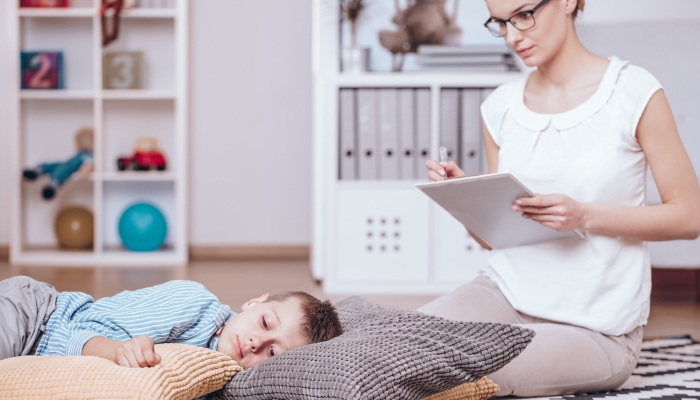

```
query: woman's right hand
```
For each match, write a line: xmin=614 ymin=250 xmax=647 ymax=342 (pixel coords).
xmin=425 ymin=159 xmax=467 ymax=182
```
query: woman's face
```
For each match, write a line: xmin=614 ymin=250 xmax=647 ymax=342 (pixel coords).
xmin=485 ymin=0 xmax=573 ymax=68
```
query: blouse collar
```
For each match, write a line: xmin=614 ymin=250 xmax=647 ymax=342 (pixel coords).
xmin=507 ymin=56 xmax=629 ymax=131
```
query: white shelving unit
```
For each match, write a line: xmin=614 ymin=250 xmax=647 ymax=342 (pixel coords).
xmin=8 ymin=0 xmax=188 ymax=267
xmin=311 ymin=0 xmax=525 ymax=294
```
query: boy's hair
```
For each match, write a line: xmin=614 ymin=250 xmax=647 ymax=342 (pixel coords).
xmin=264 ymin=291 xmax=343 ymax=344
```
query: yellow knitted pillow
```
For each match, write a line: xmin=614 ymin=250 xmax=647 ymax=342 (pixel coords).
xmin=425 ymin=377 xmax=500 ymax=400
xmin=0 ymin=343 xmax=241 ymax=400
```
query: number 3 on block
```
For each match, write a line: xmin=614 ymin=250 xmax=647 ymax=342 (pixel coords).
xmin=103 ymin=51 xmax=144 ymax=90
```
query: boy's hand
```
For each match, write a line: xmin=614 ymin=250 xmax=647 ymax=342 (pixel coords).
xmin=114 ymin=336 xmax=162 ymax=368
xmin=83 ymin=335 xmax=162 ymax=368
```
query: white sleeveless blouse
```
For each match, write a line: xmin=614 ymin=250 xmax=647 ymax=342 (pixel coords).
xmin=480 ymin=57 xmax=662 ymax=336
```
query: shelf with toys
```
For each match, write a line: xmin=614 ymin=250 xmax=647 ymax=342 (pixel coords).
xmin=18 ymin=8 xmax=95 ymax=18
xmin=19 ymin=90 xmax=178 ymax=100
xmin=20 ymin=90 xmax=95 ymax=99
xmin=17 ymin=0 xmax=93 ymax=17
xmin=19 ymin=15 xmax=95 ymax=90
xmin=18 ymin=8 xmax=177 ymax=19
xmin=101 ymin=90 xmax=176 ymax=100
xmin=9 ymin=0 xmax=188 ymax=267
xmin=97 ymin=171 xmax=177 ymax=182
xmin=101 ymin=180 xmax=178 ymax=256
xmin=120 ymin=8 xmax=176 ymax=18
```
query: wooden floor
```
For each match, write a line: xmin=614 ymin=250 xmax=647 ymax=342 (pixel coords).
xmin=1 ymin=260 xmax=698 ymax=341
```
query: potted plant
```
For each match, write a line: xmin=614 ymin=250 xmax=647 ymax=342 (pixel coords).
xmin=340 ymin=0 xmax=370 ymax=73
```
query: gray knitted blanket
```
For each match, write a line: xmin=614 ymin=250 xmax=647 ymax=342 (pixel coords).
xmin=210 ymin=296 xmax=535 ymax=400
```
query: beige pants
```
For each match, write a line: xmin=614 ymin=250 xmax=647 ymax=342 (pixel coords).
xmin=418 ymin=275 xmax=643 ymax=397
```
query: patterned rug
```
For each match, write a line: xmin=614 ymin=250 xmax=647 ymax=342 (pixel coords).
xmin=551 ymin=336 xmax=700 ymax=400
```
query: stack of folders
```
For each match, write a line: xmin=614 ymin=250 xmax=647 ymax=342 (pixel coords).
xmin=339 ymin=88 xmax=493 ymax=180
xmin=439 ymin=88 xmax=494 ymax=178
xmin=338 ymin=88 xmax=430 ymax=180
xmin=416 ymin=45 xmax=518 ymax=72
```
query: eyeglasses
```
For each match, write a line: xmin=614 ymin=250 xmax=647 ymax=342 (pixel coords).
xmin=484 ymin=0 xmax=550 ymax=37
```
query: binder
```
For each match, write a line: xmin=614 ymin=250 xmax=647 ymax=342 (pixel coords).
xmin=415 ymin=88 xmax=431 ymax=180
xmin=338 ymin=89 xmax=357 ymax=180
xmin=460 ymin=89 xmax=482 ymax=176
xmin=480 ymin=88 xmax=495 ymax=174
xmin=397 ymin=88 xmax=415 ymax=180
xmin=440 ymin=89 xmax=460 ymax=166
xmin=357 ymin=89 xmax=379 ymax=179
xmin=378 ymin=89 xmax=399 ymax=180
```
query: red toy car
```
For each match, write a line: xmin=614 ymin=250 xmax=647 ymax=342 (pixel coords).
xmin=117 ymin=137 xmax=167 ymax=171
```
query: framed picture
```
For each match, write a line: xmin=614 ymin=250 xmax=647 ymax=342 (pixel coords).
xmin=20 ymin=51 xmax=64 ymax=90
xmin=20 ymin=0 xmax=69 ymax=7
xmin=103 ymin=51 xmax=144 ymax=90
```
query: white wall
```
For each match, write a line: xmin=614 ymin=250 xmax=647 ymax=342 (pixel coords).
xmin=582 ymin=0 xmax=700 ymax=23
xmin=0 ymin=0 xmax=698 ymax=247
xmin=188 ymin=1 xmax=312 ymax=245
xmin=0 ymin=1 xmax=11 ymax=245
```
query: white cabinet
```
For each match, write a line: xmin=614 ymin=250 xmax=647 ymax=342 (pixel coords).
xmin=431 ymin=204 xmax=490 ymax=285
xmin=315 ymin=79 xmax=523 ymax=295
xmin=336 ymin=187 xmax=430 ymax=284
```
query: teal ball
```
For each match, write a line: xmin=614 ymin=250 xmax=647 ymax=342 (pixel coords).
xmin=118 ymin=203 xmax=167 ymax=252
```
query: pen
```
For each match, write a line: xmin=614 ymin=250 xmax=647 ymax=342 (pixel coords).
xmin=439 ymin=146 xmax=448 ymax=179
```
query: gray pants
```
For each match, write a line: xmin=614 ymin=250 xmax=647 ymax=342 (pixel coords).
xmin=418 ymin=275 xmax=643 ymax=397
xmin=0 ymin=276 xmax=59 ymax=360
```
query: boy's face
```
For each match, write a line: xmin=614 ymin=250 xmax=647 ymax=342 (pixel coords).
xmin=217 ymin=294 xmax=309 ymax=368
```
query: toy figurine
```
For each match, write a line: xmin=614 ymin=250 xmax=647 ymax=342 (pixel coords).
xmin=379 ymin=0 xmax=462 ymax=71
xmin=101 ymin=0 xmax=137 ymax=47
xmin=117 ymin=137 xmax=167 ymax=171
xmin=23 ymin=128 xmax=94 ymax=200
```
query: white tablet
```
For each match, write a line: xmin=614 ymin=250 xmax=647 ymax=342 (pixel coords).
xmin=416 ymin=173 xmax=584 ymax=249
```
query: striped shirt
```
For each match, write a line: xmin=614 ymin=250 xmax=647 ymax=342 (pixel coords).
xmin=35 ymin=280 xmax=234 ymax=356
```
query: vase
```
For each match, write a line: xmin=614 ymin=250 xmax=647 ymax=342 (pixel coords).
xmin=341 ymin=48 xmax=369 ymax=74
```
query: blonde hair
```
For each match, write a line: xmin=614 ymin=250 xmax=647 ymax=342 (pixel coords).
xmin=573 ymin=0 xmax=585 ymax=18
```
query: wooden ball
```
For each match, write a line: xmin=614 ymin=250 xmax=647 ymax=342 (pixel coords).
xmin=54 ymin=207 xmax=94 ymax=249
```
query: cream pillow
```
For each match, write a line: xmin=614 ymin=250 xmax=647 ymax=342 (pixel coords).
xmin=0 ymin=343 xmax=241 ymax=400
xmin=425 ymin=377 xmax=500 ymax=400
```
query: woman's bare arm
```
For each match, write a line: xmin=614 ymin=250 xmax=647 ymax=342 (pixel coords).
xmin=580 ymin=90 xmax=700 ymax=240
xmin=519 ymin=90 xmax=700 ymax=241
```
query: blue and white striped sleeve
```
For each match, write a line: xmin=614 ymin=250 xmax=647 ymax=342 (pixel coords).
xmin=62 ymin=280 xmax=231 ymax=356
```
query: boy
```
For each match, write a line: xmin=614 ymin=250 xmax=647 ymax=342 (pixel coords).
xmin=0 ymin=276 xmax=342 ymax=369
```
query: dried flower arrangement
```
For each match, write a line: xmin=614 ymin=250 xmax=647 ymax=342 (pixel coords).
xmin=340 ymin=0 xmax=367 ymax=47
xmin=380 ymin=0 xmax=462 ymax=71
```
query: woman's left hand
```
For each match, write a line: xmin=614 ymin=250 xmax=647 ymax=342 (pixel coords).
xmin=512 ymin=194 xmax=587 ymax=232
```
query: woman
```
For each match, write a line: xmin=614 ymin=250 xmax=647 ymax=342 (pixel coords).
xmin=421 ymin=0 xmax=700 ymax=396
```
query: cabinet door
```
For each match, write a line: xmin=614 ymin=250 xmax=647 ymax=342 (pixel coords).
xmin=432 ymin=204 xmax=490 ymax=284
xmin=336 ymin=188 xmax=430 ymax=283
